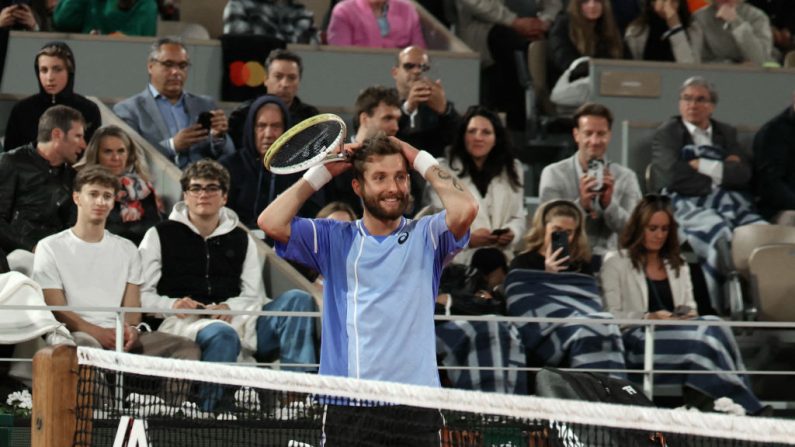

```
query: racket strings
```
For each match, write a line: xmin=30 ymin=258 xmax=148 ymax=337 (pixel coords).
xmin=269 ymin=122 xmax=343 ymax=168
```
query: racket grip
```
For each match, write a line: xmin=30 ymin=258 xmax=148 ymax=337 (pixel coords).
xmin=413 ymin=150 xmax=439 ymax=178
xmin=303 ymin=165 xmax=333 ymax=191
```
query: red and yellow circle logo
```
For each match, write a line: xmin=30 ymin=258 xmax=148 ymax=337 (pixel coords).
xmin=229 ymin=61 xmax=266 ymax=87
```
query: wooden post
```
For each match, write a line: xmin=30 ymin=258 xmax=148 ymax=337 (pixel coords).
xmin=31 ymin=345 xmax=83 ymax=447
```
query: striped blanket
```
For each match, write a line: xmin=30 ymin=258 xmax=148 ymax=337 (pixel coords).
xmin=504 ymin=269 xmax=626 ymax=378
xmin=622 ymin=315 xmax=763 ymax=414
xmin=435 ymin=320 xmax=527 ymax=394
xmin=668 ymin=188 xmax=766 ymax=311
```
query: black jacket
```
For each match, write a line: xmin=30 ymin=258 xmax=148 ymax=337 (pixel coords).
xmin=396 ymin=102 xmax=459 ymax=159
xmin=228 ymin=95 xmax=319 ymax=149
xmin=0 ymin=144 xmax=76 ymax=252
xmin=4 ymin=41 xmax=101 ymax=151
xmin=753 ymin=106 xmax=795 ymax=218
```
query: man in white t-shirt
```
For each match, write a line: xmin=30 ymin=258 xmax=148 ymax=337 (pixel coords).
xmin=33 ymin=165 xmax=199 ymax=360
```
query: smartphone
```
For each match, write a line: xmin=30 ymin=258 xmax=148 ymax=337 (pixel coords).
xmin=197 ymin=111 xmax=213 ymax=130
xmin=491 ymin=228 xmax=509 ymax=236
xmin=587 ymin=158 xmax=605 ymax=192
xmin=550 ymin=230 xmax=570 ymax=266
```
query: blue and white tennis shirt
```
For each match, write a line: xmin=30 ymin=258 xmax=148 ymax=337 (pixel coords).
xmin=276 ymin=211 xmax=469 ymax=388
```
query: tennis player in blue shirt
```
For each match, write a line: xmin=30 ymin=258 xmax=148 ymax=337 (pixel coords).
xmin=258 ymin=135 xmax=478 ymax=446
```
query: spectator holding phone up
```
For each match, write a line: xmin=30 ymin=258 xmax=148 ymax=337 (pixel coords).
xmin=510 ymin=199 xmax=593 ymax=275
xmin=426 ymin=106 xmax=525 ymax=264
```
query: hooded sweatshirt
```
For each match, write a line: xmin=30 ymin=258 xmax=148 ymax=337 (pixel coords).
xmin=219 ymin=95 xmax=326 ymax=228
xmin=4 ymin=41 xmax=102 ymax=151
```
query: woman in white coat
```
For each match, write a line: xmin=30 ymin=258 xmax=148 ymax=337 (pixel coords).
xmin=427 ymin=106 xmax=525 ymax=264
xmin=601 ymin=195 xmax=768 ymax=415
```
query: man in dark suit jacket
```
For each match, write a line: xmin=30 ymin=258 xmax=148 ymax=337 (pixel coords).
xmin=113 ymin=37 xmax=234 ymax=170
xmin=753 ymin=102 xmax=795 ymax=220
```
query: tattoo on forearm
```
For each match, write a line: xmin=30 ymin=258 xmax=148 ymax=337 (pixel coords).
xmin=432 ymin=166 xmax=464 ymax=191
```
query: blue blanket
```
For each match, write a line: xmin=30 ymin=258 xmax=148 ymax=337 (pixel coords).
xmin=504 ymin=269 xmax=627 ymax=378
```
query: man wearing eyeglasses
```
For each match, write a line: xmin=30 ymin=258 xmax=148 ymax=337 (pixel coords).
xmin=392 ymin=46 xmax=459 ymax=159
xmin=114 ymin=37 xmax=235 ymax=170
xmin=138 ymin=159 xmax=317 ymax=410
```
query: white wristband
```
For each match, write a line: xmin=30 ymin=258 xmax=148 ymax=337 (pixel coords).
xmin=302 ymin=164 xmax=333 ymax=191
xmin=413 ymin=150 xmax=439 ymax=178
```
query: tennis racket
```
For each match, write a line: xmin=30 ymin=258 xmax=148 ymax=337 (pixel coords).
xmin=263 ymin=113 xmax=348 ymax=174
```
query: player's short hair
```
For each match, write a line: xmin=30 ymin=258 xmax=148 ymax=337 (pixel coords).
xmin=351 ymin=135 xmax=405 ymax=180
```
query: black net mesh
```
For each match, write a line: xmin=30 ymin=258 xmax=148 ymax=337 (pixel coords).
xmin=268 ymin=120 xmax=344 ymax=171
xmin=72 ymin=361 xmax=790 ymax=447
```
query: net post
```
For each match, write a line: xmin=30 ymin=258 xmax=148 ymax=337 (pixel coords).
xmin=643 ymin=324 xmax=655 ymax=398
xmin=32 ymin=344 xmax=79 ymax=447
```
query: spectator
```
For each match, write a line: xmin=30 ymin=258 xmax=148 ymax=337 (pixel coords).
xmin=455 ymin=0 xmax=560 ymax=131
xmin=612 ymin=0 xmax=643 ymax=33
xmin=511 ymin=199 xmax=593 ymax=274
xmin=223 ymin=0 xmax=317 ymax=43
xmin=33 ymin=166 xmax=198 ymax=362
xmin=74 ymin=125 xmax=164 ymax=245
xmin=548 ymin=0 xmax=624 ymax=109
xmin=327 ymin=0 xmax=426 ymax=49
xmin=426 ymin=106 xmax=525 ymax=264
xmin=693 ymin=0 xmax=774 ymax=65
xmin=317 ymin=201 xmax=357 ymax=221
xmin=0 ymin=105 xmax=85 ymax=254
xmin=601 ymin=195 xmax=770 ymax=416
xmin=437 ymin=248 xmax=508 ymax=317
xmin=221 ymin=95 xmax=326 ymax=227
xmin=138 ymin=160 xmax=317 ymax=408
xmin=753 ymin=94 xmax=795 ymax=220
xmin=228 ymin=49 xmax=319 ymax=150
xmin=539 ymin=102 xmax=642 ymax=256
xmin=5 ymin=41 xmax=101 ymax=151
xmin=113 ymin=37 xmax=234 ymax=170
xmin=392 ymin=46 xmax=459 ymax=158
xmin=53 ymin=0 xmax=157 ymax=36
xmin=625 ymin=0 xmax=703 ymax=63
xmin=650 ymin=76 xmax=764 ymax=307
xmin=748 ymin=0 xmax=795 ymax=57
xmin=0 ymin=1 xmax=39 ymax=30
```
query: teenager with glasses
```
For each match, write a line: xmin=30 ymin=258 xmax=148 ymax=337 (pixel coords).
xmin=601 ymin=195 xmax=771 ymax=416
xmin=113 ymin=37 xmax=234 ymax=169
xmin=138 ymin=160 xmax=318 ymax=411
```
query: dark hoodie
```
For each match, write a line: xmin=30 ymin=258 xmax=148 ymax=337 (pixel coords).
xmin=219 ymin=95 xmax=326 ymax=228
xmin=4 ymin=41 xmax=101 ymax=151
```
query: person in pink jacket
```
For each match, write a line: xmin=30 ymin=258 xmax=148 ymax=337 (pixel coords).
xmin=327 ymin=0 xmax=426 ymax=48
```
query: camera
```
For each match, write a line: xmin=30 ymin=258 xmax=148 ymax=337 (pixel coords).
xmin=587 ymin=158 xmax=605 ymax=192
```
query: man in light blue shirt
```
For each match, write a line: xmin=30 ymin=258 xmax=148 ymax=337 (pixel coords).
xmin=258 ymin=135 xmax=478 ymax=445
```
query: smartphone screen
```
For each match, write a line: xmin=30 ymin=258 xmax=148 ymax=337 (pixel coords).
xmin=491 ymin=228 xmax=509 ymax=236
xmin=551 ymin=230 xmax=570 ymax=266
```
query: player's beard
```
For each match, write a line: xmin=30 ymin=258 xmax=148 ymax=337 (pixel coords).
xmin=361 ymin=187 xmax=409 ymax=221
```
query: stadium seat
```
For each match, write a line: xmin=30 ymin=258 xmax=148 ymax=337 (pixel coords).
xmin=748 ymin=244 xmax=795 ymax=322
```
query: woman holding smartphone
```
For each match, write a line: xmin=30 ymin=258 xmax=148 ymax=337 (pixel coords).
xmin=426 ymin=106 xmax=525 ymax=264
xmin=601 ymin=195 xmax=769 ymax=416
xmin=510 ymin=199 xmax=593 ymax=275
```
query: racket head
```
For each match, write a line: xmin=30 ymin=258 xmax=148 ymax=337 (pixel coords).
xmin=263 ymin=113 xmax=347 ymax=174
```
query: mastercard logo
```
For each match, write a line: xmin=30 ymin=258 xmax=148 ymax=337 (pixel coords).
xmin=229 ymin=61 xmax=266 ymax=87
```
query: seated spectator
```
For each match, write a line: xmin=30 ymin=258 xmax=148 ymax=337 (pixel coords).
xmin=0 ymin=105 xmax=85 ymax=254
xmin=455 ymin=0 xmax=560 ymax=131
xmin=0 ymin=1 xmax=39 ymax=30
xmin=548 ymin=0 xmax=625 ymax=109
xmin=612 ymin=0 xmax=642 ymax=33
xmin=53 ymin=0 xmax=157 ymax=36
xmin=437 ymin=247 xmax=508 ymax=317
xmin=511 ymin=199 xmax=593 ymax=275
xmin=625 ymin=0 xmax=703 ymax=63
xmin=753 ymin=95 xmax=795 ymax=220
xmin=5 ymin=42 xmax=101 ymax=151
xmin=228 ymin=49 xmax=319 ymax=150
xmin=693 ymin=0 xmax=774 ymax=65
xmin=426 ymin=106 xmax=525 ymax=264
xmin=113 ymin=37 xmax=234 ymax=170
xmin=650 ymin=76 xmax=765 ymax=308
xmin=74 ymin=125 xmax=164 ymax=245
xmin=32 ymin=165 xmax=198 ymax=360
xmin=601 ymin=195 xmax=769 ymax=416
xmin=317 ymin=201 xmax=357 ymax=221
xmin=139 ymin=160 xmax=317 ymax=409
xmin=392 ymin=46 xmax=459 ymax=158
xmin=748 ymin=0 xmax=795 ymax=57
xmin=539 ymin=103 xmax=642 ymax=255
xmin=223 ymin=0 xmax=318 ymax=43
xmin=327 ymin=0 xmax=426 ymax=49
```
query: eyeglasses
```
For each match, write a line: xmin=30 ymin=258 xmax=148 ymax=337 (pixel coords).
xmin=154 ymin=59 xmax=191 ymax=71
xmin=679 ymin=95 xmax=711 ymax=104
xmin=401 ymin=62 xmax=430 ymax=72
xmin=185 ymin=184 xmax=223 ymax=195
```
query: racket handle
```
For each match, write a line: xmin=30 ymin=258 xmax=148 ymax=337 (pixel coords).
xmin=303 ymin=165 xmax=333 ymax=191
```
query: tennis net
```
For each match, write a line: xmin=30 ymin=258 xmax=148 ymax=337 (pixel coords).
xmin=65 ymin=346 xmax=795 ymax=447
